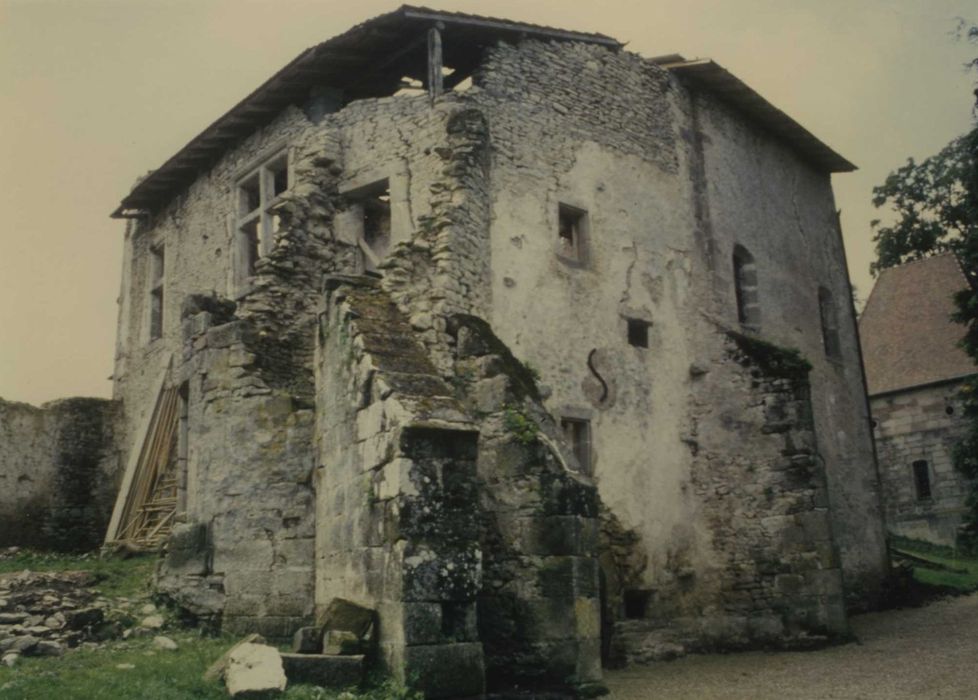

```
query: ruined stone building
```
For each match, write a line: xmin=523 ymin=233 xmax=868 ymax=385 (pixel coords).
xmin=1 ymin=6 xmax=889 ymax=697
xmin=860 ymin=254 xmax=976 ymax=547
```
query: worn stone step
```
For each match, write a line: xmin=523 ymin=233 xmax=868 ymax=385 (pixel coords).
xmin=280 ymin=653 xmax=364 ymax=688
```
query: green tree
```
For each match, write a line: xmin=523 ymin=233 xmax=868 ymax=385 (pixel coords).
xmin=870 ymin=22 xmax=978 ymax=548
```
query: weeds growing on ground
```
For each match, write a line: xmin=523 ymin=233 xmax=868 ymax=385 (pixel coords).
xmin=890 ymin=536 xmax=978 ymax=593
xmin=0 ymin=550 xmax=421 ymax=699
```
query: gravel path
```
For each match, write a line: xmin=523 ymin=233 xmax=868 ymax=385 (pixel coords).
xmin=604 ymin=593 xmax=978 ymax=699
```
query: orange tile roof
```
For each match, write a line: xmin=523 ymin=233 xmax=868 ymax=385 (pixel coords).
xmin=859 ymin=253 xmax=975 ymax=395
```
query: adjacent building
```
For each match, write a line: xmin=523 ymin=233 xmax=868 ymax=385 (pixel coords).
xmin=860 ymin=253 xmax=976 ymax=546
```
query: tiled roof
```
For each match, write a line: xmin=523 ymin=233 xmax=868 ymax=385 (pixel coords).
xmin=859 ymin=253 xmax=975 ymax=395
xmin=111 ymin=5 xmax=621 ymax=218
xmin=111 ymin=6 xmax=856 ymax=218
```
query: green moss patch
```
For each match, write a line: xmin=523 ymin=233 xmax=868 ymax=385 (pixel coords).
xmin=727 ymin=331 xmax=813 ymax=381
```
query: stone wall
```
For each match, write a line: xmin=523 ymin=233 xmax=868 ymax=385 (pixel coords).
xmin=646 ymin=333 xmax=844 ymax=655
xmin=873 ymin=381 xmax=973 ymax=546
xmin=449 ymin=315 xmax=604 ymax=695
xmin=690 ymin=87 xmax=888 ymax=605
xmin=110 ymin=28 xmax=889 ymax=691
xmin=155 ymin=302 xmax=317 ymax=640
xmin=470 ymin=36 xmax=886 ymax=622
xmin=316 ymin=278 xmax=485 ymax=699
xmin=0 ymin=397 xmax=119 ymax=551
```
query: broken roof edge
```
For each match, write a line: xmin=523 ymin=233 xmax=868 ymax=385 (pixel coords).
xmin=109 ymin=5 xmax=623 ymax=219
xmin=659 ymin=57 xmax=857 ymax=174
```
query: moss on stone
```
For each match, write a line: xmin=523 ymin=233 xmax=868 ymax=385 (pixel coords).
xmin=727 ymin=331 xmax=812 ymax=381
xmin=451 ymin=315 xmax=542 ymax=402
xmin=502 ymin=405 xmax=539 ymax=445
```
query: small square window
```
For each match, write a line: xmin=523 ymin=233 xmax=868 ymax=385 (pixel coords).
xmin=623 ymin=589 xmax=652 ymax=620
xmin=557 ymin=203 xmax=588 ymax=264
xmin=561 ymin=417 xmax=591 ymax=475
xmin=627 ymin=319 xmax=650 ymax=348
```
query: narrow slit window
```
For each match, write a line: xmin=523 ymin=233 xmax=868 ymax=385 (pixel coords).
xmin=149 ymin=244 xmax=165 ymax=341
xmin=733 ymin=244 xmax=760 ymax=329
xmin=912 ymin=460 xmax=932 ymax=501
xmin=627 ymin=319 xmax=650 ymax=348
xmin=561 ymin=417 xmax=592 ymax=475
xmin=557 ymin=203 xmax=588 ymax=264
xmin=818 ymin=286 xmax=841 ymax=358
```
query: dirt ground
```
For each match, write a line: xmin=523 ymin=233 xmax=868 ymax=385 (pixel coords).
xmin=604 ymin=593 xmax=978 ymax=699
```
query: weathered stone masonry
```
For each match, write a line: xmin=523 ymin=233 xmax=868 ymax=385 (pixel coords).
xmin=86 ymin=8 xmax=889 ymax=697
xmin=0 ymin=398 xmax=119 ymax=551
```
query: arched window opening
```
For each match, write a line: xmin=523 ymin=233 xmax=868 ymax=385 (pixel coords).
xmin=818 ymin=286 xmax=841 ymax=358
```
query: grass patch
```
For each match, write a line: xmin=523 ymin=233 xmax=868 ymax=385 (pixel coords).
xmin=0 ymin=551 xmax=420 ymax=699
xmin=0 ymin=633 xmax=416 ymax=699
xmin=0 ymin=550 xmax=156 ymax=599
xmin=890 ymin=536 xmax=978 ymax=594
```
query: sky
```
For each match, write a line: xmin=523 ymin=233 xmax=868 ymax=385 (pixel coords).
xmin=0 ymin=0 xmax=975 ymax=406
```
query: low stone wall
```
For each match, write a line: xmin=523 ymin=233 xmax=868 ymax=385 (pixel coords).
xmin=0 ymin=397 xmax=119 ymax=551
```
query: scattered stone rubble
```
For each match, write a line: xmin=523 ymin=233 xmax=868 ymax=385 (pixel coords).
xmin=0 ymin=562 xmax=160 ymax=669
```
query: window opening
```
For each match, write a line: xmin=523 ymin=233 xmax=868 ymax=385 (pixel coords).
xmin=818 ymin=286 xmax=841 ymax=358
xmin=561 ymin=417 xmax=591 ymax=475
xmin=623 ymin=589 xmax=652 ymax=620
xmin=627 ymin=319 xmax=650 ymax=348
xmin=236 ymin=150 xmax=289 ymax=287
xmin=349 ymin=180 xmax=391 ymax=273
xmin=912 ymin=460 xmax=932 ymax=500
xmin=149 ymin=244 xmax=164 ymax=341
xmin=176 ymin=383 xmax=189 ymax=515
xmin=557 ymin=204 xmax=588 ymax=264
xmin=732 ymin=244 xmax=759 ymax=329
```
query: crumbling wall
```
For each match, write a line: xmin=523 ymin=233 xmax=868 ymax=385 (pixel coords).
xmin=0 ymin=397 xmax=119 ymax=551
xmin=316 ymin=278 xmax=484 ymax=699
xmin=605 ymin=334 xmax=846 ymax=664
xmin=113 ymin=106 xmax=316 ymax=435
xmin=689 ymin=88 xmax=889 ymax=605
xmin=336 ymin=93 xmax=493 ymax=373
xmin=449 ymin=315 xmax=605 ymax=695
xmin=873 ymin=382 xmax=973 ymax=546
xmin=155 ymin=304 xmax=317 ymax=640
xmin=152 ymin=112 xmax=351 ymax=638
xmin=466 ymin=36 xmax=863 ymax=659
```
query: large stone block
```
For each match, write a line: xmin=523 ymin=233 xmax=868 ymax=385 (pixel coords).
xmin=280 ymin=653 xmax=364 ymax=688
xmin=317 ymin=598 xmax=375 ymax=655
xmin=403 ymin=642 xmax=485 ymax=699
xmin=225 ymin=643 xmax=287 ymax=698
xmin=538 ymin=556 xmax=599 ymax=599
